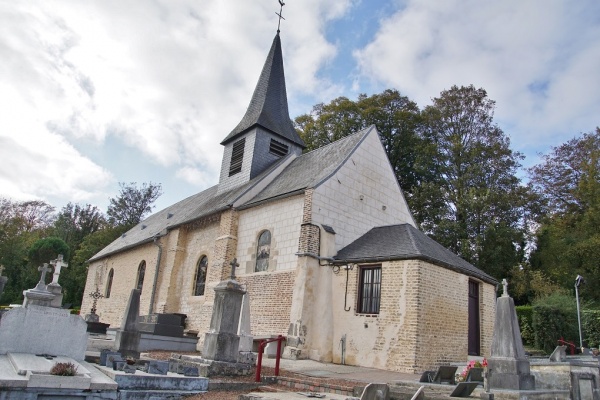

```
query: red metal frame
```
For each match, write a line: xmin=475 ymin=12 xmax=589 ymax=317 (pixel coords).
xmin=255 ymin=335 xmax=285 ymax=382
xmin=557 ymin=337 xmax=576 ymax=355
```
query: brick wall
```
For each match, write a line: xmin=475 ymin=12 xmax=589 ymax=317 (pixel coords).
xmin=237 ymin=269 xmax=296 ymax=336
xmin=329 ymin=259 xmax=496 ymax=373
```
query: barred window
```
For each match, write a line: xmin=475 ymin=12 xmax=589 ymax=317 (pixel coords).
xmin=229 ymin=138 xmax=245 ymax=176
xmin=358 ymin=266 xmax=381 ymax=314
xmin=255 ymin=230 xmax=271 ymax=272
xmin=194 ymin=256 xmax=208 ymax=296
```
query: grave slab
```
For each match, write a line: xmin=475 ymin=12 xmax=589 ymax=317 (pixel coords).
xmin=95 ymin=364 xmax=208 ymax=391
xmin=0 ymin=305 xmax=88 ymax=360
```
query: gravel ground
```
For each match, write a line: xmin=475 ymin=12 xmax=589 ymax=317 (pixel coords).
xmin=144 ymin=351 xmax=362 ymax=400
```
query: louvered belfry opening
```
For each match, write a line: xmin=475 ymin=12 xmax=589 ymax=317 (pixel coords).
xmin=229 ymin=138 xmax=245 ymax=176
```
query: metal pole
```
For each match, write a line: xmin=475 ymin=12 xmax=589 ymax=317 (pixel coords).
xmin=575 ymin=280 xmax=583 ymax=351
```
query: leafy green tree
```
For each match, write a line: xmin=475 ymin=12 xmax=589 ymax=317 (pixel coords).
xmin=52 ymin=203 xmax=106 ymax=306
xmin=68 ymin=224 xmax=130 ymax=308
xmin=107 ymin=182 xmax=163 ymax=227
xmin=28 ymin=237 xmax=70 ymax=270
xmin=419 ymin=85 xmax=530 ymax=279
xmin=529 ymin=128 xmax=600 ymax=301
xmin=0 ymin=198 xmax=55 ymax=304
xmin=295 ymin=90 xmax=431 ymax=203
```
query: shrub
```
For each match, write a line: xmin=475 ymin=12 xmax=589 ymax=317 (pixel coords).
xmin=49 ymin=362 xmax=78 ymax=376
xmin=582 ymin=309 xmax=600 ymax=348
xmin=532 ymin=293 xmax=578 ymax=353
xmin=516 ymin=305 xmax=534 ymax=346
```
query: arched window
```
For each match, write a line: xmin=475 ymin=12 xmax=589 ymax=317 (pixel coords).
xmin=136 ymin=261 xmax=146 ymax=291
xmin=194 ymin=256 xmax=208 ymax=296
xmin=105 ymin=268 xmax=114 ymax=298
xmin=255 ymin=230 xmax=271 ymax=272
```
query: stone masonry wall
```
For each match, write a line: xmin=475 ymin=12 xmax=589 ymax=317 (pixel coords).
xmin=311 ymin=129 xmax=415 ymax=251
xmin=329 ymin=259 xmax=496 ymax=373
xmin=237 ymin=270 xmax=296 ymax=336
xmin=236 ymin=195 xmax=304 ymax=274
xmin=82 ymin=242 xmax=159 ymax=327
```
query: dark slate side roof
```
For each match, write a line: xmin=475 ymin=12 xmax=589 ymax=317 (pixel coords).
xmin=221 ymin=34 xmax=305 ymax=148
xmin=334 ymin=224 xmax=498 ymax=284
xmin=89 ymin=127 xmax=372 ymax=262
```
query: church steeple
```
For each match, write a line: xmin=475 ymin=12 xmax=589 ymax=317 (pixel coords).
xmin=221 ymin=34 xmax=305 ymax=148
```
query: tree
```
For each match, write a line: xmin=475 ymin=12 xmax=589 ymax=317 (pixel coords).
xmin=107 ymin=182 xmax=163 ymax=227
xmin=52 ymin=203 xmax=106 ymax=306
xmin=529 ymin=129 xmax=600 ymax=301
xmin=295 ymin=90 xmax=432 ymax=208
xmin=28 ymin=237 xmax=70 ymax=269
xmin=419 ymin=85 xmax=530 ymax=279
xmin=0 ymin=198 xmax=55 ymax=304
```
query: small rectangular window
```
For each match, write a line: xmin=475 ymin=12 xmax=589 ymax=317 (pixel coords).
xmin=269 ymin=139 xmax=288 ymax=157
xmin=229 ymin=138 xmax=245 ymax=176
xmin=358 ymin=266 xmax=381 ymax=314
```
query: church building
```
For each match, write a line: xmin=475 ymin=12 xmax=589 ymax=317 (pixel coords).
xmin=82 ymin=32 xmax=498 ymax=373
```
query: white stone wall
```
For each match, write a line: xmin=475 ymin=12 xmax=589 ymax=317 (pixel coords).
xmin=236 ymin=195 xmax=304 ymax=274
xmin=312 ymin=129 xmax=415 ymax=250
xmin=81 ymin=242 xmax=159 ymax=327
xmin=218 ymin=130 xmax=257 ymax=193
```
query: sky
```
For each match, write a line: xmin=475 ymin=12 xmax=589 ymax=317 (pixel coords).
xmin=1 ymin=0 xmax=599 ymax=215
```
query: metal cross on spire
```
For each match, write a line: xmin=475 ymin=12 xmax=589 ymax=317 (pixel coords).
xmin=276 ymin=0 xmax=285 ymax=33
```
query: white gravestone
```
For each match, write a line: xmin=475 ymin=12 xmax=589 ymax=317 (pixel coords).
xmin=0 ymin=305 xmax=88 ymax=360
xmin=47 ymin=254 xmax=68 ymax=307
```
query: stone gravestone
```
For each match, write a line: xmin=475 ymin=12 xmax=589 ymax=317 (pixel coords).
xmin=47 ymin=254 xmax=68 ymax=308
xmin=202 ymin=259 xmax=247 ymax=363
xmin=0 ymin=264 xmax=88 ymax=359
xmin=22 ymin=263 xmax=55 ymax=307
xmin=114 ymin=288 xmax=141 ymax=360
xmin=487 ymin=279 xmax=535 ymax=390
xmin=238 ymin=293 xmax=253 ymax=352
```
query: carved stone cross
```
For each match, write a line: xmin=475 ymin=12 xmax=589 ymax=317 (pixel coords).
xmin=38 ymin=263 xmax=51 ymax=285
xmin=50 ymin=254 xmax=68 ymax=284
xmin=230 ymin=258 xmax=239 ymax=280
xmin=502 ymin=278 xmax=509 ymax=297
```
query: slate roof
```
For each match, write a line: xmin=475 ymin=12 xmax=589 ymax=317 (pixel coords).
xmin=89 ymin=127 xmax=372 ymax=262
xmin=241 ymin=126 xmax=372 ymax=207
xmin=221 ymin=34 xmax=305 ymax=148
xmin=333 ymin=224 xmax=498 ymax=284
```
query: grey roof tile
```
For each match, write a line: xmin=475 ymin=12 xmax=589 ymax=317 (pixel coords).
xmin=221 ymin=34 xmax=304 ymax=148
xmin=89 ymin=127 xmax=371 ymax=262
xmin=334 ymin=224 xmax=498 ymax=284
xmin=242 ymin=126 xmax=372 ymax=206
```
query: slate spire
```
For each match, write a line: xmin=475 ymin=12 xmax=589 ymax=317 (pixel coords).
xmin=221 ymin=34 xmax=305 ymax=148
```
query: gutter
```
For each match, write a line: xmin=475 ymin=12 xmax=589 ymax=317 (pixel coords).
xmin=148 ymin=232 xmax=166 ymax=315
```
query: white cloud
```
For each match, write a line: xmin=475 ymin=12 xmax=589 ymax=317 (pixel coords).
xmin=0 ymin=1 xmax=354 ymax=207
xmin=354 ymin=0 xmax=600 ymax=152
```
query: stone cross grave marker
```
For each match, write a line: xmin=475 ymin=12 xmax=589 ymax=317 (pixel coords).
xmin=502 ymin=278 xmax=509 ymax=297
xmin=49 ymin=254 xmax=68 ymax=285
xmin=35 ymin=263 xmax=51 ymax=290
xmin=230 ymin=258 xmax=239 ymax=280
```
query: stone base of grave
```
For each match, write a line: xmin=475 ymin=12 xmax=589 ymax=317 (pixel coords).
xmin=87 ymin=321 xmax=110 ymax=334
xmin=481 ymin=389 xmax=570 ymax=399
xmin=0 ymin=352 xmax=117 ymax=399
xmin=169 ymin=354 xmax=254 ymax=377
